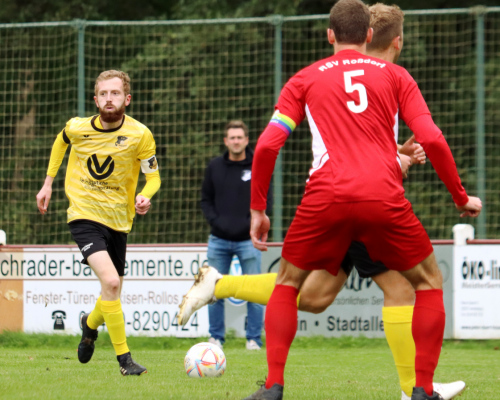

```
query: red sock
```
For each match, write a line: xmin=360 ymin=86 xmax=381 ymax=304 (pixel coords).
xmin=265 ymin=284 xmax=299 ymax=389
xmin=412 ymin=289 xmax=445 ymax=396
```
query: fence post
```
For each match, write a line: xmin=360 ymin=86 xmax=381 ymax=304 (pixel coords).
xmin=74 ymin=19 xmax=86 ymax=118
xmin=270 ymin=15 xmax=284 ymax=242
xmin=473 ymin=7 xmax=486 ymax=238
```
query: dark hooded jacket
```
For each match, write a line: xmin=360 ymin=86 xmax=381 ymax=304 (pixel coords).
xmin=201 ymin=147 xmax=272 ymax=241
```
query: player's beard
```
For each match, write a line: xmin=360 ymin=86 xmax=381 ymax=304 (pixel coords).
xmin=99 ymin=102 xmax=126 ymax=123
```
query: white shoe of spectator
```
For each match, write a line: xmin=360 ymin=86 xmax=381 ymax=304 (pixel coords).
xmin=208 ymin=337 xmax=223 ymax=349
xmin=246 ymin=340 xmax=261 ymax=350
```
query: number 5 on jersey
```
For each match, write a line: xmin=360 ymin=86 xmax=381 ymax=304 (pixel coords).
xmin=344 ymin=70 xmax=367 ymax=113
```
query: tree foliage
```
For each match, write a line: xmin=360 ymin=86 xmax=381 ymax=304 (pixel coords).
xmin=2 ymin=0 xmax=498 ymax=23
xmin=0 ymin=4 xmax=499 ymax=243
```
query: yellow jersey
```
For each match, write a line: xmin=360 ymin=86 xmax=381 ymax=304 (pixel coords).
xmin=47 ymin=115 xmax=159 ymax=233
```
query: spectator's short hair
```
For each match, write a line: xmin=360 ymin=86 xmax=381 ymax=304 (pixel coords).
xmin=368 ymin=3 xmax=404 ymax=52
xmin=329 ymin=0 xmax=371 ymax=45
xmin=94 ymin=70 xmax=131 ymax=96
xmin=225 ymin=120 xmax=248 ymax=137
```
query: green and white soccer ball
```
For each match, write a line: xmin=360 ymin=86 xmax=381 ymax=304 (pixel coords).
xmin=184 ymin=342 xmax=226 ymax=378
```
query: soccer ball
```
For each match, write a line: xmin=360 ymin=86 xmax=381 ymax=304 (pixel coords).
xmin=184 ymin=342 xmax=226 ymax=378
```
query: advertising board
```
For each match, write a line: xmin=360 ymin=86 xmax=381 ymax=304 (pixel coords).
xmin=453 ymin=245 xmax=500 ymax=339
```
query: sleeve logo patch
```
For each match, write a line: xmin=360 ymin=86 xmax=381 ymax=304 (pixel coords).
xmin=148 ymin=156 xmax=158 ymax=170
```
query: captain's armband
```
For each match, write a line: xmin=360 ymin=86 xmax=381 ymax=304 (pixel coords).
xmin=269 ymin=111 xmax=297 ymax=136
xmin=140 ymin=155 xmax=159 ymax=173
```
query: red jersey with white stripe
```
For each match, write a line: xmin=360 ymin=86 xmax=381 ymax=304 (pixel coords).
xmin=251 ymin=49 xmax=468 ymax=209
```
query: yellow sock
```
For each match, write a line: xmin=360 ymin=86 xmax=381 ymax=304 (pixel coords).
xmin=214 ymin=273 xmax=278 ymax=305
xmin=101 ymin=299 xmax=129 ymax=356
xmin=87 ymin=296 xmax=104 ymax=330
xmin=382 ymin=306 xmax=415 ymax=397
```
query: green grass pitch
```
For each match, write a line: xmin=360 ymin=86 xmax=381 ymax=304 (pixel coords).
xmin=0 ymin=332 xmax=498 ymax=399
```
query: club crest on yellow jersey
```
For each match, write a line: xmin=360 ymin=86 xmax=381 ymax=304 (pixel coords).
xmin=115 ymin=135 xmax=128 ymax=148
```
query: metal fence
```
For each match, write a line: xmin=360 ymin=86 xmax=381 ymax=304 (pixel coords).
xmin=0 ymin=7 xmax=499 ymax=244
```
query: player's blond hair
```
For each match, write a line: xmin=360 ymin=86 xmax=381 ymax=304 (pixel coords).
xmin=94 ymin=70 xmax=131 ymax=96
xmin=329 ymin=0 xmax=371 ymax=45
xmin=368 ymin=3 xmax=404 ymax=52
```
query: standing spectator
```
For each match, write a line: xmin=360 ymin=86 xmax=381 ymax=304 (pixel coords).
xmin=200 ymin=120 xmax=271 ymax=350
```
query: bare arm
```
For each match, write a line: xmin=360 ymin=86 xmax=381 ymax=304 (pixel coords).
xmin=398 ymin=135 xmax=426 ymax=165
xmin=456 ymin=196 xmax=482 ymax=218
xmin=250 ymin=209 xmax=271 ymax=251
xmin=399 ymin=154 xmax=412 ymax=179
xmin=135 ymin=195 xmax=151 ymax=215
xmin=36 ymin=175 xmax=54 ymax=215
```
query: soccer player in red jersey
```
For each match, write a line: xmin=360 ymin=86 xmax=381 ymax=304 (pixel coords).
xmin=243 ymin=1 xmax=482 ymax=399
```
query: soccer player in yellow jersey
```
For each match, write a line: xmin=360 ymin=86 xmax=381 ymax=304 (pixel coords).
xmin=36 ymin=70 xmax=160 ymax=376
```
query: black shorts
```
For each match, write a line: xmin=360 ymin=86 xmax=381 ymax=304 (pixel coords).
xmin=68 ymin=219 xmax=127 ymax=276
xmin=340 ymin=241 xmax=389 ymax=278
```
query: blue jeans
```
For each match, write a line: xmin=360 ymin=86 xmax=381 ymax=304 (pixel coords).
xmin=207 ymin=234 xmax=264 ymax=346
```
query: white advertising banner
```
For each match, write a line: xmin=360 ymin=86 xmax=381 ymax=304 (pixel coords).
xmin=296 ymin=271 xmax=385 ymax=338
xmin=248 ymin=246 xmax=454 ymax=339
xmin=223 ymin=251 xmax=386 ymax=338
xmin=453 ymin=245 xmax=500 ymax=339
xmin=246 ymin=247 xmax=387 ymax=338
xmin=2 ymin=246 xmax=209 ymax=337
xmin=4 ymin=240 xmax=499 ymax=339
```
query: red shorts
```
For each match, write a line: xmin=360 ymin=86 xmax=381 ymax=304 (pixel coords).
xmin=281 ymin=199 xmax=433 ymax=275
